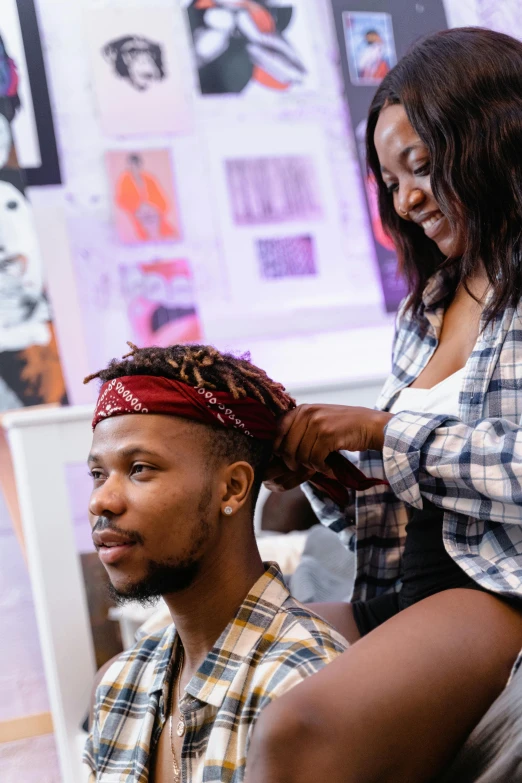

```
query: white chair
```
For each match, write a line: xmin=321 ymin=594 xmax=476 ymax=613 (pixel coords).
xmin=3 ymin=405 xmax=96 ymax=783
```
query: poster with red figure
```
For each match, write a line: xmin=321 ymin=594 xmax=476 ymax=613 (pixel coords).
xmin=106 ymin=149 xmax=182 ymax=245
xmin=120 ymin=259 xmax=202 ymax=347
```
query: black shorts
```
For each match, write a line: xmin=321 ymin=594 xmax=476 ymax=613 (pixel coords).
xmin=352 ymin=500 xmax=488 ymax=637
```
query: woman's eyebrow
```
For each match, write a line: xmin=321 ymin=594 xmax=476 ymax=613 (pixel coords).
xmin=380 ymin=143 xmax=427 ymax=174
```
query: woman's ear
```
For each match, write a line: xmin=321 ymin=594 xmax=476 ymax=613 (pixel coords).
xmin=220 ymin=461 xmax=255 ymax=517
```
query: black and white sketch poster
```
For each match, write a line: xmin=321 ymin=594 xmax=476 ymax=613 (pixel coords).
xmin=85 ymin=5 xmax=192 ymax=136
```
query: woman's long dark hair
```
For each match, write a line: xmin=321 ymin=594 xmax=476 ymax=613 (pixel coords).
xmin=366 ymin=27 xmax=522 ymax=321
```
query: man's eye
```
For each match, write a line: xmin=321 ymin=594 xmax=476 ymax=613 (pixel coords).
xmin=89 ymin=470 xmax=104 ymax=480
xmin=131 ymin=464 xmax=150 ymax=475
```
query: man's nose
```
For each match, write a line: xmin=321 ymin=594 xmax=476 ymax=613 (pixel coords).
xmin=88 ymin=475 xmax=126 ymax=520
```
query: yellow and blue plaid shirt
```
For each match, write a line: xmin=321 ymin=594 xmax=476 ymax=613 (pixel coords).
xmin=84 ymin=562 xmax=347 ymax=782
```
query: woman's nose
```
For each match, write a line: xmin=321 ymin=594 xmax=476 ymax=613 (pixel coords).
xmin=397 ymin=186 xmax=424 ymax=217
xmin=89 ymin=477 xmax=126 ymax=519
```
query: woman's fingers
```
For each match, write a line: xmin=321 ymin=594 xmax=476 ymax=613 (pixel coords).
xmin=276 ymin=405 xmax=344 ymax=473
xmin=263 ymin=456 xmax=314 ymax=492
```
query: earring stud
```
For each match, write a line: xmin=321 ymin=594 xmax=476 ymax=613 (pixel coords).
xmin=223 ymin=506 xmax=233 ymax=516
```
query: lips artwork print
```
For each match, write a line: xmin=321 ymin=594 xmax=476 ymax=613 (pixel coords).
xmin=184 ymin=0 xmax=313 ymax=95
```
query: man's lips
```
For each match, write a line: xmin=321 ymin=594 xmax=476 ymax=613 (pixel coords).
xmin=92 ymin=529 xmax=138 ymax=565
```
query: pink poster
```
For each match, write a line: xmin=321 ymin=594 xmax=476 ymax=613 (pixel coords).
xmin=120 ymin=258 xmax=202 ymax=346
xmin=106 ymin=148 xmax=182 ymax=245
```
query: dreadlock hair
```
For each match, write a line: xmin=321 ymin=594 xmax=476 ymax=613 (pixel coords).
xmin=85 ymin=343 xmax=295 ymax=506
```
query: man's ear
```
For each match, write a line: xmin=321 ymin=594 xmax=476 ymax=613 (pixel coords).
xmin=220 ymin=461 xmax=255 ymax=516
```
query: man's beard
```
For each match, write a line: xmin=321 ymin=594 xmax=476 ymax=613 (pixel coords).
xmin=106 ymin=483 xmax=213 ymax=608
xmin=107 ymin=553 xmax=203 ymax=607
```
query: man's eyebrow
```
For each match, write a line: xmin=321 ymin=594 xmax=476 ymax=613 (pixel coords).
xmin=87 ymin=447 xmax=163 ymax=464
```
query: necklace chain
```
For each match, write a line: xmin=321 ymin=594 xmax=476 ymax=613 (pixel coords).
xmin=169 ymin=648 xmax=185 ymax=782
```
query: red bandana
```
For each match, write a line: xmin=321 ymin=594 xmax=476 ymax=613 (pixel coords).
xmin=92 ymin=375 xmax=388 ymax=506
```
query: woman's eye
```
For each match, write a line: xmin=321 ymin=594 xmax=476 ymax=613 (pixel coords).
xmin=414 ymin=163 xmax=430 ymax=177
xmin=386 ymin=182 xmax=398 ymax=194
xmin=89 ymin=469 xmax=104 ymax=481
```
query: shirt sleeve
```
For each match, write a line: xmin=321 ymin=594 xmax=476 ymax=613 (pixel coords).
xmin=300 ymin=451 xmax=358 ymax=541
xmin=83 ymin=732 xmax=96 ymax=782
xmin=383 ymin=411 xmax=522 ymax=523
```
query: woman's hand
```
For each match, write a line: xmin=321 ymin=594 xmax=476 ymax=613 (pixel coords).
xmin=274 ymin=405 xmax=392 ymax=476
xmin=264 ymin=455 xmax=317 ymax=493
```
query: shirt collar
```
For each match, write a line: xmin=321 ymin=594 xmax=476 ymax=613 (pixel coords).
xmin=421 ymin=266 xmax=455 ymax=312
xmin=148 ymin=562 xmax=290 ymax=710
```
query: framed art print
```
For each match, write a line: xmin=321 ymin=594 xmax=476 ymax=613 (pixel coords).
xmin=0 ymin=0 xmax=61 ymax=186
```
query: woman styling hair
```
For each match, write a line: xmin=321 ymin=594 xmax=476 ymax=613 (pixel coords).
xmin=245 ymin=27 xmax=522 ymax=783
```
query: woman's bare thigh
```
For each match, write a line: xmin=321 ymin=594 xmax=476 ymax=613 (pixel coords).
xmin=247 ymin=589 xmax=522 ymax=783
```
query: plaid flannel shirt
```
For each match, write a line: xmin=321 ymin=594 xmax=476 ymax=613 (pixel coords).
xmin=304 ymin=269 xmax=522 ymax=603
xmin=84 ymin=562 xmax=347 ymax=782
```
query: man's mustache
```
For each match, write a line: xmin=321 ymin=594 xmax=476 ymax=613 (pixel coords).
xmin=91 ymin=516 xmax=144 ymax=545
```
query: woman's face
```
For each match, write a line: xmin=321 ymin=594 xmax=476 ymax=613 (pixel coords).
xmin=373 ymin=103 xmax=465 ymax=258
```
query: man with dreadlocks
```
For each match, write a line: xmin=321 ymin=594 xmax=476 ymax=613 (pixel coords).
xmin=83 ymin=342 xmax=348 ymax=783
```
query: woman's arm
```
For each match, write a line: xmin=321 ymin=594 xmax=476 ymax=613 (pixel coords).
xmin=384 ymin=411 xmax=522 ymax=522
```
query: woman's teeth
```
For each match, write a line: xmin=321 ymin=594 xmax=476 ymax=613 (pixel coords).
xmin=421 ymin=212 xmax=443 ymax=230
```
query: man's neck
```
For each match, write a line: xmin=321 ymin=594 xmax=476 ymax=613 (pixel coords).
xmin=163 ymin=535 xmax=265 ymax=681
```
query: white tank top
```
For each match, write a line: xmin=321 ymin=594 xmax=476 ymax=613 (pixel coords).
xmin=389 ymin=367 xmax=465 ymax=417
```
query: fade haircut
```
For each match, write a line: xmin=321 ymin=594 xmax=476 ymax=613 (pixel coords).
xmin=85 ymin=343 xmax=295 ymax=504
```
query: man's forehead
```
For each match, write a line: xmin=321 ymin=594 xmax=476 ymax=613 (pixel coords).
xmin=90 ymin=412 xmax=208 ymax=454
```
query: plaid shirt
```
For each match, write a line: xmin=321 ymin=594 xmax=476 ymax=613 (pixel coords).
xmin=84 ymin=562 xmax=347 ymax=782
xmin=304 ymin=269 xmax=522 ymax=603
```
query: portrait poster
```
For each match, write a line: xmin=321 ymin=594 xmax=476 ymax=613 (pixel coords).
xmin=105 ymin=148 xmax=182 ymax=245
xmin=0 ymin=148 xmax=66 ymax=410
xmin=205 ymin=123 xmax=352 ymax=320
xmin=343 ymin=11 xmax=396 ymax=86
xmin=183 ymin=0 xmax=317 ymax=96
xmin=120 ymin=258 xmax=202 ymax=347
xmin=329 ymin=0 xmax=448 ymax=312
xmin=0 ymin=0 xmax=61 ymax=186
xmin=85 ymin=6 xmax=193 ymax=136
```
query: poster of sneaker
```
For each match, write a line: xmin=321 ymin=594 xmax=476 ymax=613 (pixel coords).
xmin=183 ymin=0 xmax=317 ymax=96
